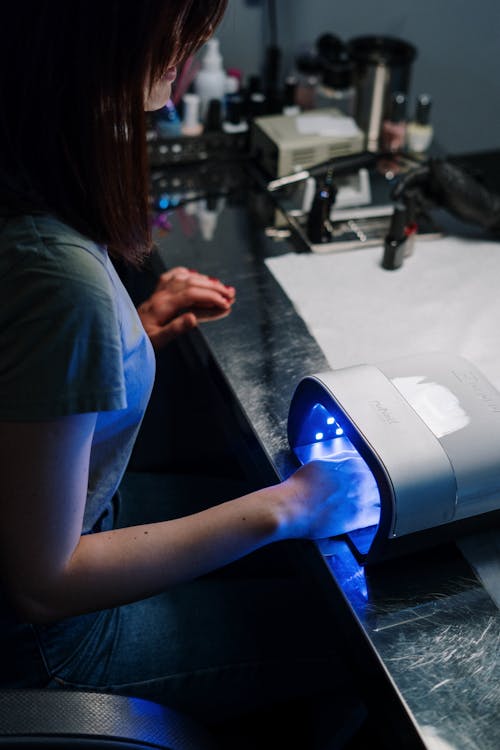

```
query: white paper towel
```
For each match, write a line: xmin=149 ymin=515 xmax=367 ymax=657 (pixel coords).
xmin=266 ymin=236 xmax=500 ymax=390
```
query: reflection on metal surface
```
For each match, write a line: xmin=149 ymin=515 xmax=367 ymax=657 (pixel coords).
xmin=421 ymin=726 xmax=458 ymax=750
xmin=264 ymin=227 xmax=292 ymax=240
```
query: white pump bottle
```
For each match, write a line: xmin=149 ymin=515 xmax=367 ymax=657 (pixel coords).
xmin=194 ymin=38 xmax=227 ymax=122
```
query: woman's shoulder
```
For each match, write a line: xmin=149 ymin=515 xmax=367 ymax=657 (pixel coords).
xmin=0 ymin=212 xmax=106 ymax=261
xmin=0 ymin=212 xmax=115 ymax=296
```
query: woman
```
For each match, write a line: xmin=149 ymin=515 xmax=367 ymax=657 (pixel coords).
xmin=0 ymin=2 xmax=371 ymax=744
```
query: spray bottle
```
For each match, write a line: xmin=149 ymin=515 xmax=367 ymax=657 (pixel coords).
xmin=194 ymin=38 xmax=227 ymax=123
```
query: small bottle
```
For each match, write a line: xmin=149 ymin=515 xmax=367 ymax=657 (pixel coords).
xmin=225 ymin=74 xmax=240 ymax=97
xmin=243 ymin=75 xmax=267 ymax=120
xmin=227 ymin=68 xmax=243 ymax=88
xmin=223 ymin=95 xmax=248 ymax=133
xmin=293 ymin=50 xmax=321 ymax=110
xmin=380 ymin=91 xmax=407 ymax=153
xmin=406 ymin=94 xmax=434 ymax=157
xmin=194 ymin=38 xmax=227 ymax=123
xmin=247 ymin=91 xmax=267 ymax=119
xmin=382 ymin=201 xmax=408 ymax=270
xmin=181 ymin=93 xmax=203 ymax=136
xmin=204 ymin=99 xmax=223 ymax=132
xmin=315 ymin=56 xmax=356 ymax=117
xmin=282 ymin=76 xmax=300 ymax=116
xmin=306 ymin=170 xmax=338 ymax=244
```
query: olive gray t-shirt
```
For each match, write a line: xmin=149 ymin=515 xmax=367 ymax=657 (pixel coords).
xmin=0 ymin=213 xmax=155 ymax=532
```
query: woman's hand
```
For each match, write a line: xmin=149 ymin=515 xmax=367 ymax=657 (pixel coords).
xmin=138 ymin=266 xmax=236 ymax=349
xmin=277 ymin=454 xmax=380 ymax=541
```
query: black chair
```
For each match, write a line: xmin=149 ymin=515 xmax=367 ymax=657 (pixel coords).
xmin=0 ymin=689 xmax=219 ymax=749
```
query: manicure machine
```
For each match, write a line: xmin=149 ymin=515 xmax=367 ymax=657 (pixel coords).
xmin=287 ymin=352 xmax=500 ymax=564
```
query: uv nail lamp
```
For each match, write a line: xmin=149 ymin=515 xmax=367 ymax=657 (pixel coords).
xmin=287 ymin=352 xmax=500 ymax=564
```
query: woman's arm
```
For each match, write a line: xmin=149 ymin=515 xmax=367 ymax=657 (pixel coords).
xmin=0 ymin=415 xmax=370 ymax=624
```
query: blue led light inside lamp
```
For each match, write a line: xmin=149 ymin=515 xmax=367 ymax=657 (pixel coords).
xmin=315 ymin=414 xmax=344 ymax=441
xmin=295 ymin=403 xmax=349 ymax=462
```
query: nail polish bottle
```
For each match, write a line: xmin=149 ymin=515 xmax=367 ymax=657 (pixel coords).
xmin=382 ymin=201 xmax=408 ymax=270
xmin=406 ymin=94 xmax=434 ymax=157
xmin=181 ymin=93 xmax=203 ymax=136
xmin=316 ymin=55 xmax=356 ymax=118
xmin=380 ymin=91 xmax=407 ymax=153
xmin=282 ymin=76 xmax=301 ymax=116
xmin=222 ymin=95 xmax=248 ymax=133
xmin=306 ymin=170 xmax=337 ymax=244
xmin=293 ymin=50 xmax=321 ymax=110
xmin=204 ymin=98 xmax=223 ymax=132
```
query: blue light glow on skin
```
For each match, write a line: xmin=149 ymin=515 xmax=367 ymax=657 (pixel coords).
xmin=294 ymin=402 xmax=381 ymax=537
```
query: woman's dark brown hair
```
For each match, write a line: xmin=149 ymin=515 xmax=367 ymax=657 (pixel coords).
xmin=0 ymin=0 xmax=227 ymax=263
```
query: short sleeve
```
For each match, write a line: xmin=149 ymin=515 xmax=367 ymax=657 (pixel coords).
xmin=0 ymin=221 xmax=127 ymax=420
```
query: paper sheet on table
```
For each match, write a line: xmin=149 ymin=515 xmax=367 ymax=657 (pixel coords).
xmin=266 ymin=237 xmax=500 ymax=388
xmin=295 ymin=114 xmax=361 ymax=138
xmin=266 ymin=236 xmax=500 ymax=607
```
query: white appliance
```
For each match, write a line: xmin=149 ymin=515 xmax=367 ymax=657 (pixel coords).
xmin=288 ymin=352 xmax=500 ymax=564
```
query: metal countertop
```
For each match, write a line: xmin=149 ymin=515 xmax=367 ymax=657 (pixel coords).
xmin=152 ymin=163 xmax=500 ymax=750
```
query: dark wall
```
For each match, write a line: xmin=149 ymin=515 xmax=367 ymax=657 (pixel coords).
xmin=216 ymin=0 xmax=500 ymax=155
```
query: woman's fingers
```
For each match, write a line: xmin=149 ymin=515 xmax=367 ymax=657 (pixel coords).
xmin=156 ymin=267 xmax=235 ymax=302
xmin=147 ymin=312 xmax=198 ymax=349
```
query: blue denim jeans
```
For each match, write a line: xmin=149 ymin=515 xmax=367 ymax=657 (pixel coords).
xmin=2 ymin=473 xmax=360 ymax=730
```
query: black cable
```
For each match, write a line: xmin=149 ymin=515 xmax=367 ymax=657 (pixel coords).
xmin=266 ymin=150 xmax=425 ymax=192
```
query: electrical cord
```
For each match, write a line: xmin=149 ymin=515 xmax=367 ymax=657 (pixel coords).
xmin=392 ymin=158 xmax=500 ymax=233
